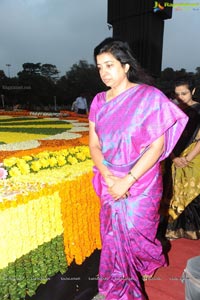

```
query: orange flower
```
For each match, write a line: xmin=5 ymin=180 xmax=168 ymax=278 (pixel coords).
xmin=60 ymin=171 xmax=101 ymax=265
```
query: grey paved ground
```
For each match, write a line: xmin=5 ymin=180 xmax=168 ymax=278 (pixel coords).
xmin=91 ymin=293 xmax=105 ymax=300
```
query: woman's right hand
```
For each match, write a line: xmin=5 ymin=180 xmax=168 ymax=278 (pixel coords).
xmin=104 ymin=174 xmax=115 ymax=188
xmin=173 ymin=156 xmax=188 ymax=168
xmin=105 ymin=175 xmax=131 ymax=200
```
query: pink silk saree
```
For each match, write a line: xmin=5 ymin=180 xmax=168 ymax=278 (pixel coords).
xmin=89 ymin=84 xmax=188 ymax=300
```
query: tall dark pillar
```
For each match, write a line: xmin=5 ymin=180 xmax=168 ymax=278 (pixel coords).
xmin=107 ymin=0 xmax=173 ymax=77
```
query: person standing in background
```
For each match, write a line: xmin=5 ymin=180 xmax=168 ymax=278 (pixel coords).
xmin=75 ymin=92 xmax=88 ymax=114
xmin=71 ymin=100 xmax=78 ymax=112
xmin=165 ymin=78 xmax=200 ymax=240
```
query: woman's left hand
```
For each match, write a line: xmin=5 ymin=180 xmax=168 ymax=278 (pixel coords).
xmin=106 ymin=175 xmax=130 ymax=201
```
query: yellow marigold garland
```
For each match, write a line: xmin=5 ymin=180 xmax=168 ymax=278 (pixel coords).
xmin=2 ymin=146 xmax=91 ymax=178
xmin=60 ymin=171 xmax=101 ymax=265
xmin=0 ymin=191 xmax=63 ymax=269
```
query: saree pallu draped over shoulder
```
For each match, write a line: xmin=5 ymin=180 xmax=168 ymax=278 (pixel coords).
xmin=89 ymin=84 xmax=188 ymax=300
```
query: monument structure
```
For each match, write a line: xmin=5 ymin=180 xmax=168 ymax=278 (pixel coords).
xmin=107 ymin=0 xmax=173 ymax=76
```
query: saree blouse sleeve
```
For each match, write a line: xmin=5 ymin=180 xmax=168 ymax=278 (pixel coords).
xmin=138 ymin=86 xmax=189 ymax=161
xmin=88 ymin=92 xmax=105 ymax=123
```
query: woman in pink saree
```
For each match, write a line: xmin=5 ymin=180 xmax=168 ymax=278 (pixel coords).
xmin=89 ymin=38 xmax=188 ymax=300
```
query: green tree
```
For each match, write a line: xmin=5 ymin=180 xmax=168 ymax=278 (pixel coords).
xmin=17 ymin=63 xmax=57 ymax=108
xmin=57 ymin=60 xmax=105 ymax=105
xmin=194 ymin=67 xmax=200 ymax=85
xmin=0 ymin=70 xmax=6 ymax=80
xmin=155 ymin=67 xmax=175 ymax=92
xmin=161 ymin=68 xmax=175 ymax=81
xmin=174 ymin=68 xmax=187 ymax=79
xmin=40 ymin=64 xmax=60 ymax=81
xmin=18 ymin=63 xmax=41 ymax=76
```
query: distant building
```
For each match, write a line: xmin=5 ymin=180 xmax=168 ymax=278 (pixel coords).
xmin=107 ymin=0 xmax=173 ymax=77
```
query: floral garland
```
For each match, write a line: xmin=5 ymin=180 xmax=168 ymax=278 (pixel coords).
xmin=0 ymin=190 xmax=64 ymax=269
xmin=0 ymin=161 xmax=101 ymax=299
xmin=0 ymin=113 xmax=101 ymax=300
xmin=1 ymin=146 xmax=91 ymax=179
xmin=0 ymin=115 xmax=88 ymax=153
xmin=0 ymin=110 xmax=89 ymax=119
xmin=0 ymin=134 xmax=89 ymax=166
xmin=60 ymin=170 xmax=101 ymax=265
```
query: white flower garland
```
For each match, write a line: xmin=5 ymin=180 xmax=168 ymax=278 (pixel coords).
xmin=42 ymin=132 xmax=81 ymax=140
xmin=0 ymin=140 xmax=40 ymax=151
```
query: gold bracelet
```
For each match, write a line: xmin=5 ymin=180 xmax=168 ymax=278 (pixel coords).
xmin=128 ymin=171 xmax=138 ymax=181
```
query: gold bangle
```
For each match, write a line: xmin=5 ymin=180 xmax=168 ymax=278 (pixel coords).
xmin=128 ymin=171 xmax=138 ymax=181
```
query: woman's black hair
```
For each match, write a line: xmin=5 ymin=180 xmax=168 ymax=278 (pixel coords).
xmin=94 ymin=37 xmax=154 ymax=85
xmin=193 ymin=86 xmax=200 ymax=102
xmin=174 ymin=77 xmax=195 ymax=92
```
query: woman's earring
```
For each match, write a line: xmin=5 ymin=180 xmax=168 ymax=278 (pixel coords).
xmin=125 ymin=64 xmax=130 ymax=74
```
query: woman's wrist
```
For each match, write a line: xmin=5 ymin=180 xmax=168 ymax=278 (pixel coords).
xmin=128 ymin=171 xmax=138 ymax=182
xmin=101 ymin=170 xmax=112 ymax=179
xmin=185 ymin=155 xmax=189 ymax=162
xmin=125 ymin=171 xmax=138 ymax=185
xmin=185 ymin=155 xmax=192 ymax=162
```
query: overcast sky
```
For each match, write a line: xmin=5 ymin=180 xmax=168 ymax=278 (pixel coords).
xmin=0 ymin=0 xmax=199 ymax=78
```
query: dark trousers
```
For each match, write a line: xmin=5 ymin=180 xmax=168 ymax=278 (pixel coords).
xmin=77 ymin=108 xmax=86 ymax=114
